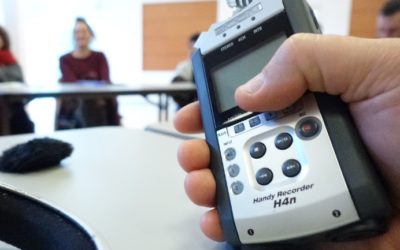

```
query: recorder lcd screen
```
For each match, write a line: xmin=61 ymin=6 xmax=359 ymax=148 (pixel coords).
xmin=212 ymin=33 xmax=286 ymax=113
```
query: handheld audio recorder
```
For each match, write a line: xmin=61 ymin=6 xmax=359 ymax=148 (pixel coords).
xmin=192 ymin=0 xmax=390 ymax=247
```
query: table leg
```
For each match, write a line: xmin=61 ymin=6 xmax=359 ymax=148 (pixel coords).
xmin=158 ymin=94 xmax=162 ymax=122
xmin=0 ymin=98 xmax=10 ymax=135
xmin=165 ymin=94 xmax=169 ymax=122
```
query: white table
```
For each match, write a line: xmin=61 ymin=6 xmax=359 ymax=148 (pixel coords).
xmin=0 ymin=82 xmax=197 ymax=134
xmin=145 ymin=121 xmax=205 ymax=140
xmin=0 ymin=127 xmax=226 ymax=250
xmin=0 ymin=82 xmax=196 ymax=99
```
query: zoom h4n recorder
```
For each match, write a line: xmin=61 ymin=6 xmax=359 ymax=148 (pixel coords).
xmin=192 ymin=0 xmax=390 ymax=247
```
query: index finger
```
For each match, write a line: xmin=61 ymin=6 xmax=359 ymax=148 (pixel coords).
xmin=173 ymin=101 xmax=204 ymax=133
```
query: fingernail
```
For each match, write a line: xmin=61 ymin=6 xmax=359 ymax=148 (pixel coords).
xmin=238 ymin=74 xmax=263 ymax=94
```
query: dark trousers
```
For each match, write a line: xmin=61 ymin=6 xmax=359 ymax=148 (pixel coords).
xmin=9 ymin=102 xmax=34 ymax=134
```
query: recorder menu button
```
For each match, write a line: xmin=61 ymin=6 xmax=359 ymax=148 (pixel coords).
xmin=264 ymin=112 xmax=278 ymax=121
xmin=275 ymin=133 xmax=293 ymax=150
xmin=231 ymin=181 xmax=244 ymax=195
xmin=249 ymin=116 xmax=261 ymax=127
xmin=282 ymin=159 xmax=302 ymax=177
xmin=250 ymin=142 xmax=266 ymax=159
xmin=224 ymin=148 xmax=236 ymax=161
xmin=234 ymin=123 xmax=245 ymax=134
xmin=228 ymin=164 xmax=240 ymax=177
xmin=256 ymin=168 xmax=273 ymax=186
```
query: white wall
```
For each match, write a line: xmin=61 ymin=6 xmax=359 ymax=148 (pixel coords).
xmin=3 ymin=0 xmax=141 ymax=85
xmin=0 ymin=0 xmax=352 ymax=86
xmin=307 ymin=0 xmax=352 ymax=35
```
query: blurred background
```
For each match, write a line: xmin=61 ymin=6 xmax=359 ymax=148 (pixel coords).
xmin=0 ymin=0 xmax=384 ymax=134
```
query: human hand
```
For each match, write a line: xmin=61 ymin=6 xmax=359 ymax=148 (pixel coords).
xmin=174 ymin=34 xmax=400 ymax=249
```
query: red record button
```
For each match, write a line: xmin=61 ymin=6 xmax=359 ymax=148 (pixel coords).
xmin=296 ymin=117 xmax=321 ymax=139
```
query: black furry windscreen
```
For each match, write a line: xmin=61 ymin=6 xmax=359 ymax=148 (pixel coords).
xmin=0 ymin=138 xmax=73 ymax=173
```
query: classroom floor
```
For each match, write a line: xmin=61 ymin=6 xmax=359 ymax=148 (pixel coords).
xmin=26 ymin=95 xmax=177 ymax=134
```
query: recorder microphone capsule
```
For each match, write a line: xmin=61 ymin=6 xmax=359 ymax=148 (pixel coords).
xmin=226 ymin=0 xmax=253 ymax=9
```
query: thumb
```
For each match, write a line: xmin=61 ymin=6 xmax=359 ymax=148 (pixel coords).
xmin=235 ymin=34 xmax=387 ymax=111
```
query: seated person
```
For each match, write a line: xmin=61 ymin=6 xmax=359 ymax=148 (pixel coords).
xmin=57 ymin=17 xmax=120 ymax=130
xmin=377 ymin=0 xmax=400 ymax=38
xmin=0 ymin=25 xmax=34 ymax=134
xmin=171 ymin=33 xmax=200 ymax=110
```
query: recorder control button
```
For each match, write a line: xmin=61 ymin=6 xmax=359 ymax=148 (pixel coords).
xmin=250 ymin=142 xmax=266 ymax=159
xmin=264 ymin=112 xmax=278 ymax=121
xmin=234 ymin=123 xmax=245 ymax=134
xmin=282 ymin=159 xmax=302 ymax=177
xmin=296 ymin=117 xmax=321 ymax=139
xmin=224 ymin=148 xmax=236 ymax=161
xmin=231 ymin=181 xmax=244 ymax=195
xmin=228 ymin=164 xmax=240 ymax=177
xmin=275 ymin=133 xmax=293 ymax=150
xmin=249 ymin=116 xmax=261 ymax=128
xmin=256 ymin=168 xmax=273 ymax=186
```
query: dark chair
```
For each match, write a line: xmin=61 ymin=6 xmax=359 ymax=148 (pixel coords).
xmin=0 ymin=186 xmax=99 ymax=250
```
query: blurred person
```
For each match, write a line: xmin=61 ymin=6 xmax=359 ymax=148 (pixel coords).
xmin=377 ymin=0 xmax=400 ymax=37
xmin=0 ymin=25 xmax=34 ymax=134
xmin=170 ymin=33 xmax=200 ymax=110
xmin=57 ymin=17 xmax=120 ymax=130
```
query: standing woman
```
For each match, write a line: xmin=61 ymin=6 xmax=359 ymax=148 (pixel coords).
xmin=0 ymin=25 xmax=34 ymax=134
xmin=57 ymin=17 xmax=120 ymax=130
